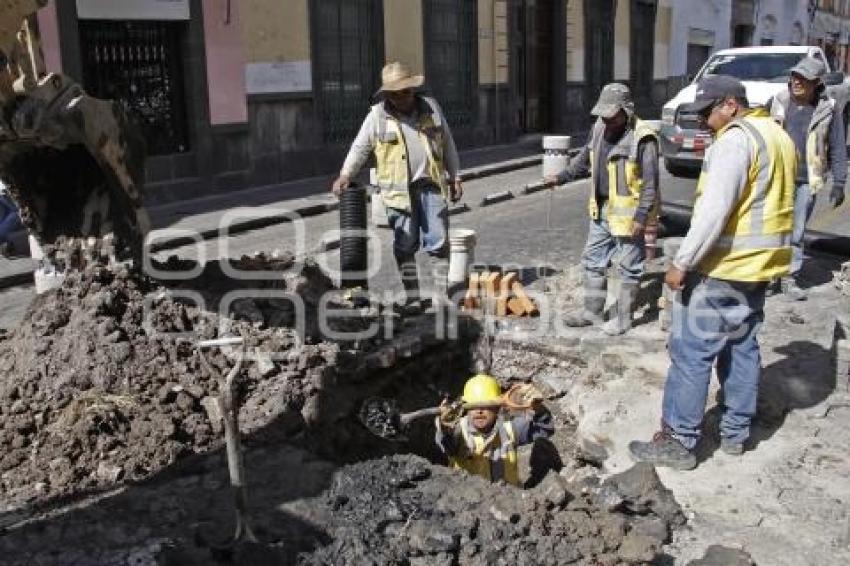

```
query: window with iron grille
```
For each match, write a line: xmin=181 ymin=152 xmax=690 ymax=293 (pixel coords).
xmin=79 ymin=20 xmax=190 ymax=156
xmin=310 ymin=0 xmax=384 ymax=144
xmin=424 ymin=0 xmax=477 ymax=130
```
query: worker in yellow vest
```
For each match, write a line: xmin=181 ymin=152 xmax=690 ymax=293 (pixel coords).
xmin=332 ymin=62 xmax=463 ymax=314
xmin=630 ymin=75 xmax=796 ymax=470
xmin=545 ymin=83 xmax=660 ymax=335
xmin=435 ymin=374 xmax=554 ymax=486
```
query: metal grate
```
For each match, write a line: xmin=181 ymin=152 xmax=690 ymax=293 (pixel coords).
xmin=310 ymin=0 xmax=384 ymax=144
xmin=424 ymin=0 xmax=477 ymax=129
xmin=79 ymin=20 xmax=189 ymax=156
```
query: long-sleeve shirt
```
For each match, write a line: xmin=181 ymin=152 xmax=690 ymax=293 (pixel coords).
xmin=340 ymin=98 xmax=460 ymax=183
xmin=673 ymin=128 xmax=751 ymax=271
xmin=556 ymin=126 xmax=659 ymax=225
xmin=768 ymin=90 xmax=847 ymax=189
xmin=825 ymin=99 xmax=846 ymax=188
xmin=435 ymin=409 xmax=555 ymax=458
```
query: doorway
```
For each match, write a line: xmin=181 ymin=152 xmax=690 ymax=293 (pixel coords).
xmin=512 ymin=0 xmax=555 ymax=133
xmin=584 ymin=0 xmax=615 ymax=108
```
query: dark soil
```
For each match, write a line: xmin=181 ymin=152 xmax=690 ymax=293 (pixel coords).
xmin=0 ymin=256 xmax=356 ymax=509
xmin=292 ymin=455 xmax=683 ymax=565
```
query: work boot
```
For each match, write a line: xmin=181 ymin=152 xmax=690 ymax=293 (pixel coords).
xmin=720 ymin=437 xmax=744 ymax=456
xmin=429 ymin=258 xmax=450 ymax=306
xmin=602 ymin=279 xmax=639 ymax=336
xmin=563 ymin=275 xmax=607 ymax=327
xmin=781 ymin=276 xmax=807 ymax=301
xmin=628 ymin=430 xmax=697 ymax=471
xmin=396 ymin=260 xmax=424 ymax=316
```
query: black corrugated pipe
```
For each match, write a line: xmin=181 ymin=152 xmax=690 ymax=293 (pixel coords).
xmin=339 ymin=183 xmax=368 ymax=289
xmin=660 ymin=201 xmax=850 ymax=258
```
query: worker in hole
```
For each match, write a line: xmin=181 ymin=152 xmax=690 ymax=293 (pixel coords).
xmin=544 ymin=83 xmax=660 ymax=335
xmin=435 ymin=374 xmax=554 ymax=486
xmin=332 ymin=62 xmax=463 ymax=314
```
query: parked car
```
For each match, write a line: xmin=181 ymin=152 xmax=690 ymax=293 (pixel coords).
xmin=660 ymin=46 xmax=850 ymax=177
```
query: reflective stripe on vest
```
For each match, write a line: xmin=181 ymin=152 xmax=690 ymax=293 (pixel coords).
xmin=695 ymin=111 xmax=795 ymax=281
xmin=588 ymin=118 xmax=658 ymax=236
xmin=373 ymin=97 xmax=449 ymax=211
xmin=450 ymin=416 xmax=519 ymax=485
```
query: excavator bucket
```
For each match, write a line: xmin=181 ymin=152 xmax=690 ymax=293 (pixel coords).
xmin=0 ymin=0 xmax=150 ymax=270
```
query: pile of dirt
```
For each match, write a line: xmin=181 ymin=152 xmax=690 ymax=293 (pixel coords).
xmin=292 ymin=455 xmax=685 ymax=565
xmin=0 ymin=256 xmax=375 ymax=508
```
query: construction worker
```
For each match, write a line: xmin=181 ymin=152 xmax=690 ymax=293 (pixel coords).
xmin=332 ymin=62 xmax=463 ymax=313
xmin=629 ymin=75 xmax=796 ymax=470
xmin=769 ymin=56 xmax=846 ymax=300
xmin=545 ymin=83 xmax=659 ymax=335
xmin=435 ymin=374 xmax=554 ymax=486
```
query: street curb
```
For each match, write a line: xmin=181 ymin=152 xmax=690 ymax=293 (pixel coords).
xmin=0 ymin=153 xmax=545 ymax=291
xmin=147 ymin=200 xmax=340 ymax=253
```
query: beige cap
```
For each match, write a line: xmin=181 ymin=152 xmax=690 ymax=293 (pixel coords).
xmin=378 ymin=61 xmax=424 ymax=92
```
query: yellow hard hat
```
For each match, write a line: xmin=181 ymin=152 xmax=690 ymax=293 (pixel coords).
xmin=462 ymin=374 xmax=502 ymax=406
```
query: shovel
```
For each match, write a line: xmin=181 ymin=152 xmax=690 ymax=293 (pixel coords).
xmin=194 ymin=336 xmax=261 ymax=550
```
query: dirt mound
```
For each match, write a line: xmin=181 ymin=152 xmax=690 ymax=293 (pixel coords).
xmin=0 ymin=257 xmax=356 ymax=508
xmin=295 ymin=455 xmax=683 ymax=565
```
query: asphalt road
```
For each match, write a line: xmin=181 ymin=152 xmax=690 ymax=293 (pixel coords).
xmin=0 ymin=165 xmax=701 ymax=329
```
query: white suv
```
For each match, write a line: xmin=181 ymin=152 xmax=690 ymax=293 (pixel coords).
xmin=659 ymin=46 xmax=847 ymax=176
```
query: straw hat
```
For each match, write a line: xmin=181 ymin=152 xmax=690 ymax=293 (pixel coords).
xmin=378 ymin=62 xmax=424 ymax=93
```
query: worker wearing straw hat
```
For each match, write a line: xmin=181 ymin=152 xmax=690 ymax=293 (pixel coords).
xmin=333 ymin=62 xmax=463 ymax=314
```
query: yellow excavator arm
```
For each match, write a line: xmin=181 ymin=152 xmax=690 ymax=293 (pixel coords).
xmin=0 ymin=0 xmax=150 ymax=271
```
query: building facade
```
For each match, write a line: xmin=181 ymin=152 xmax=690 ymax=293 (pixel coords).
xmin=810 ymin=0 xmax=850 ymax=71
xmin=33 ymin=0 xmax=693 ymax=204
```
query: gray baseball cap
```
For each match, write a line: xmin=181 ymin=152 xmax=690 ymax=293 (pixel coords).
xmin=790 ymin=56 xmax=826 ymax=82
xmin=591 ymin=83 xmax=634 ymax=119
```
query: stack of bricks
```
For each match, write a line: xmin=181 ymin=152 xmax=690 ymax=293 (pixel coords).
xmin=461 ymin=271 xmax=538 ymax=317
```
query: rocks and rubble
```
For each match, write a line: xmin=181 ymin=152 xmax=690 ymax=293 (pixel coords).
xmin=291 ymin=455 xmax=683 ymax=565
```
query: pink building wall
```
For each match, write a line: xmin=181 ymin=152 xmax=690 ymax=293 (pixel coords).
xmin=36 ymin=0 xmax=62 ymax=73
xmin=202 ymin=0 xmax=248 ymax=125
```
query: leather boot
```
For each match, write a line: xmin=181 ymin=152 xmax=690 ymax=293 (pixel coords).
xmin=602 ymin=279 xmax=639 ymax=336
xmin=564 ymin=274 xmax=607 ymax=327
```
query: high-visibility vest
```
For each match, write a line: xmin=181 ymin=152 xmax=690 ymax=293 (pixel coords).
xmin=587 ymin=118 xmax=659 ymax=236
xmin=695 ymin=109 xmax=796 ymax=282
xmin=449 ymin=416 xmax=519 ymax=486
xmin=372 ymin=96 xmax=450 ymax=211
xmin=770 ymin=89 xmax=835 ymax=193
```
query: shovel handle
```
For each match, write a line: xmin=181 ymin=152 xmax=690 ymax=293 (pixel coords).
xmin=398 ymin=406 xmax=442 ymax=427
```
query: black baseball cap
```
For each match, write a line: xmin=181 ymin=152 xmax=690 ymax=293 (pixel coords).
xmin=680 ymin=75 xmax=748 ymax=114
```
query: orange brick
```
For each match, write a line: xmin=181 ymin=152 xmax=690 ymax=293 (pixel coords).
xmin=511 ymin=281 xmax=537 ymax=315
xmin=484 ymin=272 xmax=501 ymax=298
xmin=507 ymin=297 xmax=526 ymax=316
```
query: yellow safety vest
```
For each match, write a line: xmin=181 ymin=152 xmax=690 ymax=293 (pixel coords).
xmin=588 ymin=118 xmax=659 ymax=236
xmin=694 ymin=109 xmax=796 ymax=282
xmin=449 ymin=416 xmax=519 ymax=486
xmin=373 ymin=96 xmax=450 ymax=211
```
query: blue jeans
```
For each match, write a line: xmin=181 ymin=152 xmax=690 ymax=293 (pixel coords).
xmin=0 ymin=195 xmax=22 ymax=243
xmin=385 ymin=182 xmax=449 ymax=265
xmin=581 ymin=202 xmax=645 ymax=282
xmin=662 ymin=275 xmax=766 ymax=450
xmin=790 ymin=182 xmax=816 ymax=276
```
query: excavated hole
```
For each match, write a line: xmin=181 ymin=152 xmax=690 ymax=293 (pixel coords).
xmin=306 ymin=332 xmax=587 ymax=489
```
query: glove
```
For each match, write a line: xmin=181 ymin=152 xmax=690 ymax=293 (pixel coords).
xmin=439 ymin=399 xmax=463 ymax=428
xmin=829 ymin=183 xmax=846 ymax=208
xmin=504 ymin=383 xmax=545 ymax=410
